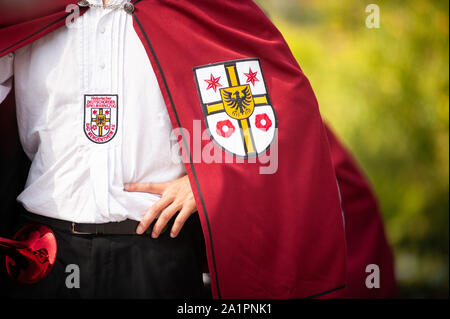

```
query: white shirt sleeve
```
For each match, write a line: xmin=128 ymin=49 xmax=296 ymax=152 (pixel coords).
xmin=0 ymin=53 xmax=14 ymax=104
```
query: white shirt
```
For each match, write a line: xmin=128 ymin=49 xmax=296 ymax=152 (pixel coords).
xmin=0 ymin=0 xmax=186 ymax=223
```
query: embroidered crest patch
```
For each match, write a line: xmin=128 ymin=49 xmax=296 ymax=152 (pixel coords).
xmin=84 ymin=95 xmax=118 ymax=144
xmin=194 ymin=58 xmax=277 ymax=157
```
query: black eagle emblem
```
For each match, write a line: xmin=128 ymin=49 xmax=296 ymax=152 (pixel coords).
xmin=223 ymin=87 xmax=253 ymax=117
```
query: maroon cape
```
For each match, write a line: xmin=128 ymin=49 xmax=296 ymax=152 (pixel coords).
xmin=325 ymin=127 xmax=397 ymax=298
xmin=0 ymin=0 xmax=395 ymax=298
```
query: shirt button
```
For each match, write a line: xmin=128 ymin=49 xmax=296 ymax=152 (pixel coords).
xmin=100 ymin=63 xmax=106 ymax=69
xmin=100 ymin=27 xmax=106 ymax=34
xmin=8 ymin=53 xmax=14 ymax=58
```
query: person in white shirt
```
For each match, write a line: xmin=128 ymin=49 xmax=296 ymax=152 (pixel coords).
xmin=0 ymin=0 xmax=207 ymax=298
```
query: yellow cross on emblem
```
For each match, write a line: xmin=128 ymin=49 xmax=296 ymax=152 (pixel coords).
xmin=92 ymin=109 xmax=111 ymax=137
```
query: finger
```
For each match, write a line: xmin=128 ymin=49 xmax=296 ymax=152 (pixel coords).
xmin=137 ymin=196 xmax=172 ymax=234
xmin=124 ymin=182 xmax=170 ymax=194
xmin=170 ymin=207 xmax=194 ymax=238
xmin=151 ymin=204 xmax=180 ymax=238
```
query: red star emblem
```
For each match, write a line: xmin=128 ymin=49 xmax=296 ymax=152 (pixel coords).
xmin=244 ymin=68 xmax=259 ymax=86
xmin=105 ymin=110 xmax=110 ymax=115
xmin=205 ymin=74 xmax=223 ymax=92
xmin=93 ymin=110 xmax=98 ymax=115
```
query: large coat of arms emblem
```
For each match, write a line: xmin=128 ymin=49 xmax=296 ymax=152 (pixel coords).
xmin=194 ymin=58 xmax=277 ymax=157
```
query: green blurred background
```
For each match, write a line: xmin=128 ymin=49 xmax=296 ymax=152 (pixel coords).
xmin=254 ymin=0 xmax=449 ymax=298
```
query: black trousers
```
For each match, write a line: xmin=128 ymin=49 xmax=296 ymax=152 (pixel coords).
xmin=3 ymin=213 xmax=208 ymax=299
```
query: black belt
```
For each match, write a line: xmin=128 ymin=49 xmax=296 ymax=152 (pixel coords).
xmin=21 ymin=213 xmax=166 ymax=236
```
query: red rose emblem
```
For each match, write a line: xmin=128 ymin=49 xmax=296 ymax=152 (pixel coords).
xmin=216 ymin=120 xmax=235 ymax=138
xmin=255 ymin=113 xmax=272 ymax=132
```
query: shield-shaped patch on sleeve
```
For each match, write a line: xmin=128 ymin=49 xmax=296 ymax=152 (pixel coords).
xmin=194 ymin=58 xmax=277 ymax=158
